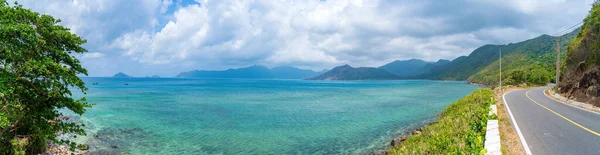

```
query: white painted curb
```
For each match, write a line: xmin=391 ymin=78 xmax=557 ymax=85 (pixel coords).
xmin=485 ymin=120 xmax=501 ymax=155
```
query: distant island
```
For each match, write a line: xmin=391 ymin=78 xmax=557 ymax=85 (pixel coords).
xmin=175 ymin=65 xmax=325 ymax=79
xmin=112 ymin=72 xmax=132 ymax=78
xmin=307 ymin=65 xmax=398 ymax=80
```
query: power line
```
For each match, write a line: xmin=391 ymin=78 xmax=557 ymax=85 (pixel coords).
xmin=553 ymin=21 xmax=584 ymax=37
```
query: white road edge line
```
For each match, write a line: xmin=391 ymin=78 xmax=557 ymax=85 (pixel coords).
xmin=503 ymin=90 xmax=533 ymax=155
xmin=542 ymin=88 xmax=600 ymax=116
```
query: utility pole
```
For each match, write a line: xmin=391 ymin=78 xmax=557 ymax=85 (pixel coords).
xmin=499 ymin=44 xmax=504 ymax=93
xmin=556 ymin=37 xmax=561 ymax=87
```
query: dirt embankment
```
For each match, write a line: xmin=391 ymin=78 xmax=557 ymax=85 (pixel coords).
xmin=558 ymin=64 xmax=600 ymax=107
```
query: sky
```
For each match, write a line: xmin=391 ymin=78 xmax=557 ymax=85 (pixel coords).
xmin=14 ymin=0 xmax=595 ymax=77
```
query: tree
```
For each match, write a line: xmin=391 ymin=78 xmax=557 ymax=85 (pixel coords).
xmin=0 ymin=1 xmax=90 ymax=154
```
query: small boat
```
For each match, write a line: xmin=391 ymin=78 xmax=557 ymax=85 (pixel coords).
xmin=124 ymin=83 xmax=129 ymax=85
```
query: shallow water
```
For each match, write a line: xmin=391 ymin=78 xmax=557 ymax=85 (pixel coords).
xmin=71 ymin=78 xmax=479 ymax=154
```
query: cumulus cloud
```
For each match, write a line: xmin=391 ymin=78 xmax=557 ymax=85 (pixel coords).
xmin=15 ymin=0 xmax=595 ymax=76
xmin=82 ymin=52 xmax=105 ymax=59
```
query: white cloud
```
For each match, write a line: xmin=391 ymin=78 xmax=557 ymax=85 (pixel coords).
xmin=82 ymin=52 xmax=105 ymax=59
xmin=15 ymin=0 xmax=596 ymax=75
xmin=160 ymin=0 xmax=173 ymax=13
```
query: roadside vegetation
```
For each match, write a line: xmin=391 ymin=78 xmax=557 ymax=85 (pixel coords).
xmin=559 ymin=0 xmax=600 ymax=106
xmin=0 ymin=1 xmax=90 ymax=154
xmin=387 ymin=88 xmax=495 ymax=154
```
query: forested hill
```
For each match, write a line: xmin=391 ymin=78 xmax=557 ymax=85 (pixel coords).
xmin=467 ymin=28 xmax=579 ymax=86
xmin=420 ymin=44 xmax=521 ymax=80
xmin=379 ymin=59 xmax=450 ymax=78
xmin=559 ymin=2 xmax=600 ymax=106
xmin=307 ymin=65 xmax=400 ymax=80
xmin=306 ymin=27 xmax=580 ymax=83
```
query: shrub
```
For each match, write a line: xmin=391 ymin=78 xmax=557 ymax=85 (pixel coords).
xmin=387 ymin=88 xmax=495 ymax=154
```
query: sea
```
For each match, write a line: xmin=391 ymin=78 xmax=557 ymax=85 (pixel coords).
xmin=67 ymin=78 xmax=479 ymax=154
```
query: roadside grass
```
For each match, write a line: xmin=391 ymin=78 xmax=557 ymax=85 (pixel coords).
xmin=497 ymin=88 xmax=525 ymax=154
xmin=387 ymin=88 xmax=494 ymax=154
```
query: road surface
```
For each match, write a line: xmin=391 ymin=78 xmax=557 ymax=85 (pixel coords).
xmin=504 ymin=86 xmax=600 ymax=155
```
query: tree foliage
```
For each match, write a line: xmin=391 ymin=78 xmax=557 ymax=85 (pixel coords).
xmin=504 ymin=65 xmax=551 ymax=86
xmin=0 ymin=1 xmax=90 ymax=153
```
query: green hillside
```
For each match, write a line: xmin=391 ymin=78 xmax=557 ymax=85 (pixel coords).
xmin=379 ymin=59 xmax=449 ymax=78
xmin=422 ymin=43 xmax=523 ymax=80
xmin=559 ymin=2 xmax=600 ymax=106
xmin=467 ymin=29 xmax=579 ymax=86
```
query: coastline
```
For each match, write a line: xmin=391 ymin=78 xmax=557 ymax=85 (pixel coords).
xmin=368 ymin=80 xmax=485 ymax=154
xmin=383 ymin=88 xmax=494 ymax=154
xmin=371 ymin=121 xmax=436 ymax=155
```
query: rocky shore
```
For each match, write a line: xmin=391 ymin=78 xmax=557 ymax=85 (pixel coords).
xmin=44 ymin=115 xmax=153 ymax=154
xmin=372 ymin=121 xmax=435 ymax=155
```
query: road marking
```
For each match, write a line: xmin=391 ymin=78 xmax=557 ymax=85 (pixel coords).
xmin=542 ymin=88 xmax=600 ymax=115
xmin=526 ymin=90 xmax=600 ymax=137
xmin=503 ymin=90 xmax=533 ymax=155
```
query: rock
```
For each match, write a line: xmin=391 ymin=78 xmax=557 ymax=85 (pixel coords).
xmin=391 ymin=138 xmax=400 ymax=146
xmin=390 ymin=136 xmax=407 ymax=146
xmin=78 ymin=144 xmax=89 ymax=150
xmin=373 ymin=150 xmax=388 ymax=155
xmin=380 ymin=150 xmax=387 ymax=155
xmin=60 ymin=116 xmax=70 ymax=121
xmin=412 ymin=129 xmax=422 ymax=135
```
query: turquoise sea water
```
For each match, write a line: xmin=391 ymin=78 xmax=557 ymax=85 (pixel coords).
xmin=71 ymin=78 xmax=479 ymax=154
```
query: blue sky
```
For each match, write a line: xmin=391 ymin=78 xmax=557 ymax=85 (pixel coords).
xmin=16 ymin=0 xmax=594 ymax=77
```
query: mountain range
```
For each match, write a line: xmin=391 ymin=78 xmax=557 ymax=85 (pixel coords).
xmin=310 ymin=28 xmax=580 ymax=82
xmin=379 ymin=59 xmax=450 ymax=78
xmin=166 ymin=27 xmax=580 ymax=83
xmin=307 ymin=65 xmax=399 ymax=80
xmin=175 ymin=65 xmax=326 ymax=79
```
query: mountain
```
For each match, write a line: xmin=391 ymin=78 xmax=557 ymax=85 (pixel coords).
xmin=307 ymin=65 xmax=399 ymax=80
xmin=420 ymin=43 xmax=522 ymax=80
xmin=467 ymin=29 xmax=579 ymax=86
xmin=379 ymin=59 xmax=429 ymax=77
xmin=559 ymin=3 xmax=600 ymax=106
xmin=112 ymin=72 xmax=132 ymax=78
xmin=379 ymin=59 xmax=450 ymax=78
xmin=176 ymin=65 xmax=272 ymax=78
xmin=270 ymin=66 xmax=323 ymax=79
xmin=308 ymin=27 xmax=579 ymax=82
xmin=175 ymin=65 xmax=321 ymax=79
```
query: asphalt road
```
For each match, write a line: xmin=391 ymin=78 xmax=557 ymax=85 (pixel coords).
xmin=504 ymin=86 xmax=600 ymax=155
